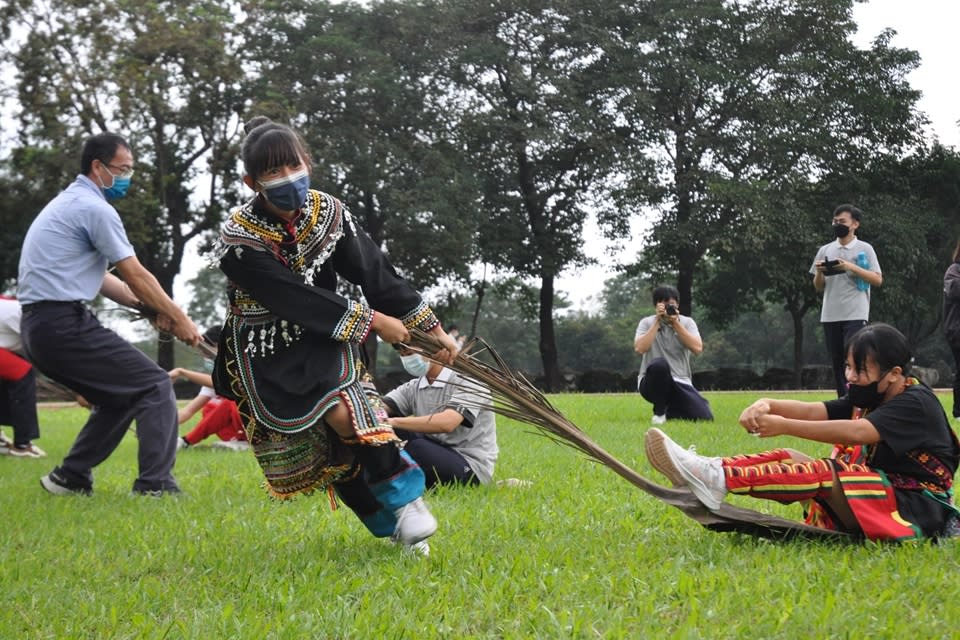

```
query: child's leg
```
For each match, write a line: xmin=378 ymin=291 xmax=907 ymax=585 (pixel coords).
xmin=724 ymin=457 xmax=837 ymax=504
xmin=183 ymin=400 xmax=231 ymax=445
xmin=723 ymin=448 xmax=801 ymax=469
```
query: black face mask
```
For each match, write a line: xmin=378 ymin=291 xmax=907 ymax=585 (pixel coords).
xmin=833 ymin=224 xmax=850 ymax=239
xmin=847 ymin=371 xmax=889 ymax=410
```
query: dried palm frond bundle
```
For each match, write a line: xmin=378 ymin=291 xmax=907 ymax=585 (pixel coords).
xmin=36 ymin=375 xmax=82 ymax=403
xmin=404 ymin=329 xmax=848 ymax=541
xmin=119 ymin=303 xmax=218 ymax=360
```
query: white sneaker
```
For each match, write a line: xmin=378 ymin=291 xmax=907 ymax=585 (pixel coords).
xmin=651 ymin=414 xmax=667 ymax=425
xmin=176 ymin=437 xmax=189 ymax=451
xmin=496 ymin=478 xmax=533 ymax=488
xmin=404 ymin=540 xmax=431 ymax=557
xmin=211 ymin=439 xmax=250 ymax=452
xmin=665 ymin=440 xmax=727 ymax=510
xmin=645 ymin=428 xmax=686 ymax=487
xmin=391 ymin=497 xmax=437 ymax=546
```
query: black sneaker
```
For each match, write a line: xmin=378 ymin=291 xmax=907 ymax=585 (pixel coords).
xmin=131 ymin=485 xmax=183 ymax=498
xmin=40 ymin=470 xmax=93 ymax=496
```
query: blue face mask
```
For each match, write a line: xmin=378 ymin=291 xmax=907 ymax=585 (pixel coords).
xmin=98 ymin=170 xmax=131 ymax=201
xmin=400 ymin=353 xmax=430 ymax=378
xmin=259 ymin=169 xmax=310 ymax=212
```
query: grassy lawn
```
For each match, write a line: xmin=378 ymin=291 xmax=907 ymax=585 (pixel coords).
xmin=3 ymin=392 xmax=959 ymax=639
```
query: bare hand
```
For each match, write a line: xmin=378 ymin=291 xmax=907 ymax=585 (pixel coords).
xmin=750 ymin=414 xmax=786 ymax=438
xmin=739 ymin=399 xmax=771 ymax=434
xmin=171 ymin=317 xmax=202 ymax=347
xmin=168 ymin=368 xmax=182 ymax=381
xmin=429 ymin=328 xmax=459 ymax=364
xmin=372 ymin=312 xmax=409 ymax=345
xmin=153 ymin=312 xmax=175 ymax=334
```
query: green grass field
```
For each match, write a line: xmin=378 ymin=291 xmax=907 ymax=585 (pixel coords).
xmin=3 ymin=392 xmax=959 ymax=639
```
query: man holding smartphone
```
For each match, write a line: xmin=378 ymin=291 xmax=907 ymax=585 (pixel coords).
xmin=633 ymin=285 xmax=713 ymax=425
xmin=811 ymin=204 xmax=883 ymax=397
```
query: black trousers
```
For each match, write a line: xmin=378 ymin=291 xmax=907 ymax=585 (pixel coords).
xmin=822 ymin=320 xmax=867 ymax=397
xmin=393 ymin=428 xmax=478 ymax=488
xmin=951 ymin=344 xmax=960 ymax=419
xmin=21 ymin=302 xmax=179 ymax=492
xmin=0 ymin=369 xmax=40 ymax=445
xmin=638 ymin=357 xmax=713 ymax=420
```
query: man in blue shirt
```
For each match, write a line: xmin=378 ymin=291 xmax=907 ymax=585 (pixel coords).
xmin=18 ymin=132 xmax=201 ymax=496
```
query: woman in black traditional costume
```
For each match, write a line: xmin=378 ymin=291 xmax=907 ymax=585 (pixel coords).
xmin=210 ymin=116 xmax=458 ymax=554
xmin=647 ymin=323 xmax=960 ymax=541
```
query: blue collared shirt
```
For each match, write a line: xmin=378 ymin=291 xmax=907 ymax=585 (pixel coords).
xmin=17 ymin=175 xmax=135 ymax=303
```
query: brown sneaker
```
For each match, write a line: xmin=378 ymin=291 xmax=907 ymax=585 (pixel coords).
xmin=9 ymin=443 xmax=47 ymax=458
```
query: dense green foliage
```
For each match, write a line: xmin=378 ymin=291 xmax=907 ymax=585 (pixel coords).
xmin=2 ymin=0 xmax=959 ymax=381
xmin=3 ymin=395 xmax=959 ymax=638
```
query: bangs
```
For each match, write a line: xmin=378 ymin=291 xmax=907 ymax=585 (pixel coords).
xmin=247 ymin=129 xmax=306 ymax=178
xmin=845 ymin=323 xmax=911 ymax=375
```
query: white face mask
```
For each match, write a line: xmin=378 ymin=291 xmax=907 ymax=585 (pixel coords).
xmin=400 ymin=353 xmax=429 ymax=377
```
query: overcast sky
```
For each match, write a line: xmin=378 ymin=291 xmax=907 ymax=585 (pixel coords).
xmin=559 ymin=0 xmax=960 ymax=311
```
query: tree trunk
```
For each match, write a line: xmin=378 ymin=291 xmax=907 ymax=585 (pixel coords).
xmin=470 ymin=273 xmax=487 ymax=340
xmin=154 ymin=267 xmax=179 ymax=371
xmin=538 ymin=272 xmax=562 ymax=391
xmin=363 ymin=334 xmax=379 ymax=376
xmin=157 ymin=335 xmax=175 ymax=372
xmin=791 ymin=308 xmax=805 ymax=389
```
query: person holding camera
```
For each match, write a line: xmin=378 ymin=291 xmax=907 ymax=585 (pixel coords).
xmin=811 ymin=204 xmax=882 ymax=397
xmin=633 ymin=285 xmax=713 ymax=424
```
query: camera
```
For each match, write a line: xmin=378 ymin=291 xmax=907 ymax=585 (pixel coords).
xmin=822 ymin=258 xmax=842 ymax=276
xmin=665 ymin=303 xmax=678 ymax=316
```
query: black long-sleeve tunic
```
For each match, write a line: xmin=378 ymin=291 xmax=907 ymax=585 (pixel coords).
xmin=211 ymin=189 xmax=439 ymax=436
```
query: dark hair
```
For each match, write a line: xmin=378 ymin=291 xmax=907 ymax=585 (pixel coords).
xmin=952 ymin=239 xmax=960 ymax=264
xmin=652 ymin=285 xmax=680 ymax=305
xmin=202 ymin=325 xmax=222 ymax=345
xmin=80 ymin=133 xmax=130 ymax=175
xmin=846 ymin=322 xmax=911 ymax=376
xmin=833 ymin=204 xmax=862 ymax=223
xmin=240 ymin=116 xmax=312 ymax=180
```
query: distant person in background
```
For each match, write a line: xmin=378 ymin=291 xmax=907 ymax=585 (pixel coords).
xmin=0 ymin=297 xmax=45 ymax=458
xmin=943 ymin=239 xmax=960 ymax=421
xmin=169 ymin=326 xmax=249 ymax=452
xmin=383 ymin=347 xmax=498 ymax=488
xmin=633 ymin=285 xmax=713 ymax=424
xmin=811 ymin=204 xmax=882 ymax=397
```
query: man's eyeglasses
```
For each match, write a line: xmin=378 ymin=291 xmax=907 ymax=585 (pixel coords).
xmin=104 ymin=162 xmax=135 ymax=179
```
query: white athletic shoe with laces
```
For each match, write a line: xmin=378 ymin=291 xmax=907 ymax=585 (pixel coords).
xmin=651 ymin=414 xmax=667 ymax=425
xmin=645 ymin=428 xmax=686 ymax=487
xmin=663 ymin=437 xmax=727 ymax=511
xmin=391 ymin=497 xmax=437 ymax=547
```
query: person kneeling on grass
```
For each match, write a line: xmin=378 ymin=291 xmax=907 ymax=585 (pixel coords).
xmin=382 ymin=348 xmax=498 ymax=489
xmin=169 ymin=328 xmax=249 ymax=452
xmin=646 ymin=323 xmax=960 ymax=541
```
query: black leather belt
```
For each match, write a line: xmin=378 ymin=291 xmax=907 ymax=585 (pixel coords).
xmin=21 ymin=300 xmax=85 ymax=314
